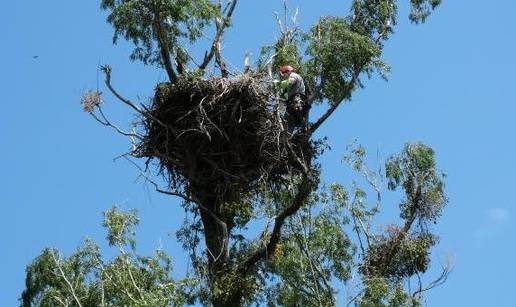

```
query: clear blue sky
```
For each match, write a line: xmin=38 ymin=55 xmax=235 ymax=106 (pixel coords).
xmin=2 ymin=1 xmax=515 ymax=306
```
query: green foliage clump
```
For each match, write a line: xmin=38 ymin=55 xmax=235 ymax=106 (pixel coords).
xmin=306 ymin=16 xmax=384 ymax=103
xmin=409 ymin=0 xmax=442 ymax=23
xmin=358 ymin=278 xmax=420 ymax=307
xmin=103 ymin=207 xmax=139 ymax=248
xmin=362 ymin=229 xmax=436 ymax=279
xmin=221 ymin=199 xmax=254 ymax=229
xmin=386 ymin=143 xmax=448 ymax=222
xmin=100 ymin=0 xmax=218 ymax=65
xmin=212 ymin=268 xmax=257 ymax=306
xmin=260 ymin=34 xmax=303 ymax=74
xmin=261 ymin=184 xmax=354 ymax=306
xmin=350 ymin=0 xmax=398 ymax=38
xmin=21 ymin=208 xmax=194 ymax=307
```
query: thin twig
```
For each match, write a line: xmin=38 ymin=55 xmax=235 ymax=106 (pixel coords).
xmin=90 ymin=107 xmax=143 ymax=140
xmin=412 ymin=257 xmax=453 ymax=297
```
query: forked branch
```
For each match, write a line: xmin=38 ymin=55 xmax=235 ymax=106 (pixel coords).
xmin=199 ymin=0 xmax=238 ymax=72
xmin=412 ymin=257 xmax=453 ymax=297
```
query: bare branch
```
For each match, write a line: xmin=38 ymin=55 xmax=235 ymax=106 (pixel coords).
xmin=243 ymin=50 xmax=250 ymax=74
xmin=100 ymin=65 xmax=173 ymax=136
xmin=274 ymin=11 xmax=286 ymax=34
xmin=123 ymin=253 xmax=145 ymax=300
xmin=90 ymin=107 xmax=143 ymax=140
xmin=265 ymin=52 xmax=278 ymax=79
xmin=214 ymin=39 xmax=228 ymax=77
xmin=123 ymin=156 xmax=196 ymax=204
xmin=199 ymin=0 xmax=238 ymax=72
xmin=351 ymin=207 xmax=368 ymax=258
xmin=296 ymin=214 xmax=335 ymax=305
xmin=101 ymin=65 xmax=143 ymax=114
xmin=412 ymin=256 xmax=454 ymax=297
xmin=346 ymin=289 xmax=365 ymax=307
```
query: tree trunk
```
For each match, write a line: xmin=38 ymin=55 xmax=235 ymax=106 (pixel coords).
xmin=199 ymin=207 xmax=228 ymax=268
xmin=197 ymin=198 xmax=244 ymax=307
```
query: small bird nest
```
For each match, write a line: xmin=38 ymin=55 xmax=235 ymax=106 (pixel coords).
xmin=136 ymin=75 xmax=313 ymax=204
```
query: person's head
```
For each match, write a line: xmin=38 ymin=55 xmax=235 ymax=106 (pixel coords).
xmin=279 ymin=65 xmax=295 ymax=79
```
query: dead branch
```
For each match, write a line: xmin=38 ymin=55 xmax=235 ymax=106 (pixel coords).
xmin=101 ymin=65 xmax=143 ymax=114
xmin=199 ymin=0 xmax=238 ymax=72
xmin=412 ymin=256 xmax=453 ymax=297
xmin=243 ymin=50 xmax=251 ymax=74
xmin=90 ymin=106 xmax=143 ymax=140
xmin=346 ymin=289 xmax=365 ymax=307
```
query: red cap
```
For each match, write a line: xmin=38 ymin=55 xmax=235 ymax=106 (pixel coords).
xmin=279 ymin=65 xmax=295 ymax=74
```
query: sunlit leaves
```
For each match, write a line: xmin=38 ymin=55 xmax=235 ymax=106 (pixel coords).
xmin=386 ymin=143 xmax=448 ymax=223
xmin=306 ymin=16 xmax=383 ymax=103
xmin=362 ymin=228 xmax=436 ymax=279
xmin=262 ymin=185 xmax=353 ymax=306
xmin=103 ymin=207 xmax=139 ymax=248
xmin=351 ymin=0 xmax=398 ymax=38
xmin=357 ymin=279 xmax=420 ymax=307
xmin=22 ymin=208 xmax=194 ymax=307
xmin=100 ymin=0 xmax=217 ymax=65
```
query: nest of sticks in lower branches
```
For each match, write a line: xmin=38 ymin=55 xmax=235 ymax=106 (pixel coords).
xmin=134 ymin=74 xmax=315 ymax=205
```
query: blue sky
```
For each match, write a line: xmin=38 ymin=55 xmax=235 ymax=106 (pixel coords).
xmin=1 ymin=0 xmax=515 ymax=306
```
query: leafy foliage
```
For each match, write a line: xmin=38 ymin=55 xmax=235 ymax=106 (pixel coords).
xmin=306 ymin=16 xmax=384 ymax=103
xmin=357 ymin=279 xmax=420 ymax=307
xmin=350 ymin=0 xmax=398 ymax=38
xmin=260 ymin=184 xmax=354 ymax=306
xmin=362 ymin=228 xmax=437 ymax=279
xmin=24 ymin=1 xmax=447 ymax=306
xmin=22 ymin=141 xmax=448 ymax=306
xmin=386 ymin=143 xmax=448 ymax=223
xmin=354 ymin=143 xmax=449 ymax=305
xmin=100 ymin=0 xmax=217 ymax=65
xmin=409 ymin=0 xmax=442 ymax=23
xmin=22 ymin=208 xmax=195 ymax=307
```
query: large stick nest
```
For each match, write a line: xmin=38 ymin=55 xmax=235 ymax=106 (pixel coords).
xmin=136 ymin=75 xmax=314 ymax=204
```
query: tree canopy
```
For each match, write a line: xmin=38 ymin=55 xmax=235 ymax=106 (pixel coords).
xmin=22 ymin=1 xmax=449 ymax=306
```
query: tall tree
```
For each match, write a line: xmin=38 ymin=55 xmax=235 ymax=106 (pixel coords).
xmin=22 ymin=1 xmax=449 ymax=306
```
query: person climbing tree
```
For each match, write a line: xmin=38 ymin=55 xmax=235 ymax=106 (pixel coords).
xmin=279 ymin=65 xmax=309 ymax=133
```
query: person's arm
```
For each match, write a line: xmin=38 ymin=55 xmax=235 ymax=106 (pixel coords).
xmin=280 ymin=79 xmax=290 ymax=90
